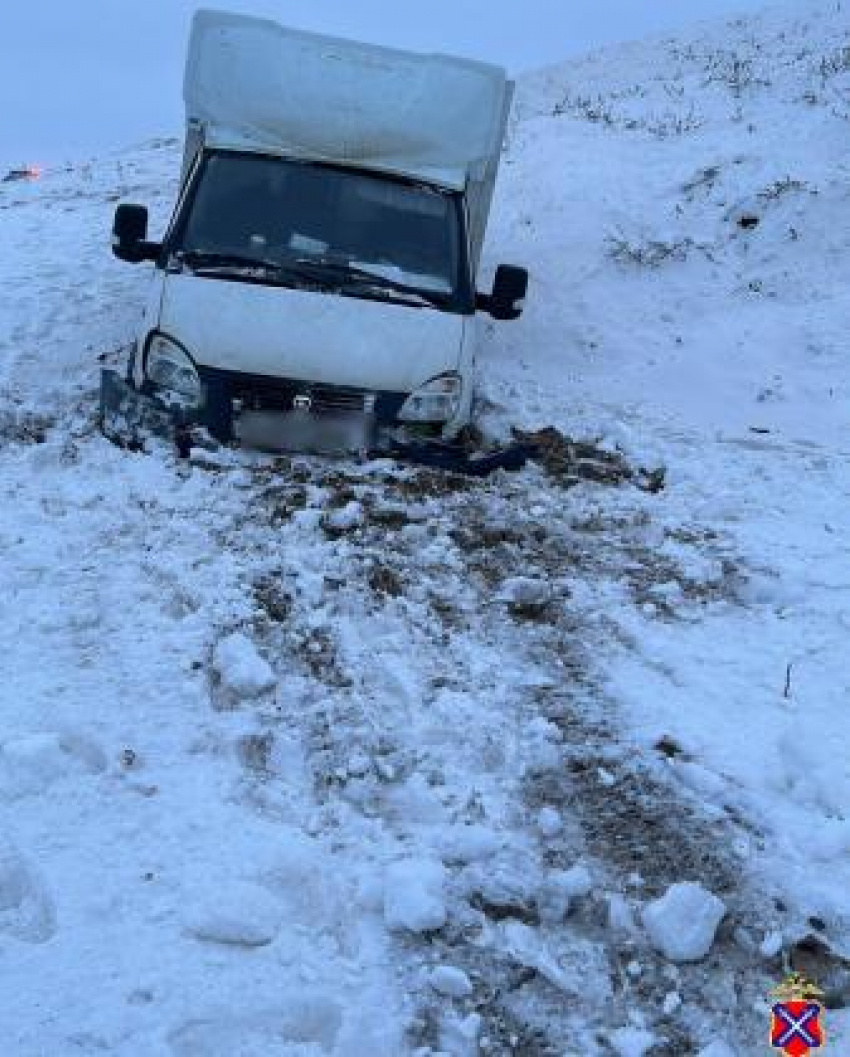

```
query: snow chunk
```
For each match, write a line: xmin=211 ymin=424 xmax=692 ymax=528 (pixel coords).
xmin=185 ymin=882 xmax=282 ymax=947
xmin=560 ymin=863 xmax=593 ymax=899
xmin=537 ymin=873 xmax=572 ymax=924
xmin=502 ymin=922 xmax=612 ymax=1000
xmin=608 ymin=893 xmax=638 ymax=933
xmin=438 ymin=824 xmax=501 ymax=864
xmin=642 ymin=882 xmax=726 ymax=962
xmin=213 ymin=633 xmax=276 ymax=698
xmin=385 ymin=772 xmax=446 ymax=825
xmin=536 ymin=806 xmax=563 ymax=838
xmin=429 ymin=965 xmax=473 ymax=998
xmin=496 ymin=576 xmax=551 ymax=606
xmin=609 ymin=1027 xmax=657 ymax=1057
xmin=323 ymin=501 xmax=363 ymax=533
xmin=440 ymin=1012 xmax=481 ymax=1056
xmin=760 ymin=930 xmax=784 ymax=958
xmin=384 ymin=859 xmax=447 ymax=933
xmin=527 ymin=716 xmax=562 ymax=741
xmin=533 ymin=863 xmax=594 ymax=925
xmin=662 ymin=991 xmax=681 ymax=1014
xmin=463 ymin=857 xmax=535 ymax=918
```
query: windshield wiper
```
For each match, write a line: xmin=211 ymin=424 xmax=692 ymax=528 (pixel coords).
xmin=179 ymin=250 xmax=287 ymax=274
xmin=178 ymin=251 xmax=357 ymax=292
xmin=291 ymin=258 xmax=448 ymax=307
xmin=177 ymin=251 xmax=446 ymax=306
xmin=177 ymin=251 xmax=345 ymax=292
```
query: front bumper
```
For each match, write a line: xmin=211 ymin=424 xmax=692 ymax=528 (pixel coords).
xmin=103 ymin=363 xmax=472 ymax=453
xmin=100 ymin=369 xmax=530 ymax=475
xmin=101 ymin=368 xmax=403 ymax=455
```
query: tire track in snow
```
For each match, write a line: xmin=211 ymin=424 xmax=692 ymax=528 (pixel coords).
xmin=222 ymin=456 xmax=780 ymax=1055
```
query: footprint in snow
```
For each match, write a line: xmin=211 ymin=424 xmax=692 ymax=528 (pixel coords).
xmin=0 ymin=843 xmax=56 ymax=944
xmin=168 ymin=998 xmax=344 ymax=1056
xmin=183 ymin=881 xmax=283 ymax=948
xmin=0 ymin=731 xmax=106 ymax=801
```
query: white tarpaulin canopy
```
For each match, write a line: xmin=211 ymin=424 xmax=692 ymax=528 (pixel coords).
xmin=184 ymin=10 xmax=513 ymax=191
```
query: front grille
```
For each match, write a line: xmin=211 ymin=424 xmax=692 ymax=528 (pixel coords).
xmin=232 ymin=378 xmax=374 ymax=416
xmin=195 ymin=366 xmax=408 ymax=441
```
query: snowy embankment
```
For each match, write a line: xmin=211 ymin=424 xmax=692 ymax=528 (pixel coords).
xmin=1 ymin=1 xmax=849 ymax=1054
xmin=486 ymin=0 xmax=850 ymax=940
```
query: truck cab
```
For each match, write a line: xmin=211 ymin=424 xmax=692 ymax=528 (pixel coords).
xmin=105 ymin=10 xmax=527 ymax=454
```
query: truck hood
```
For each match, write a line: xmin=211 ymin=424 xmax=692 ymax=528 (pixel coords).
xmin=158 ymin=273 xmax=466 ymax=392
xmin=185 ymin=9 xmax=512 ymax=191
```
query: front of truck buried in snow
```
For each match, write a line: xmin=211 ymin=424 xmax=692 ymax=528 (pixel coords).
xmin=102 ymin=150 xmax=529 ymax=474
xmin=100 ymin=355 xmax=531 ymax=477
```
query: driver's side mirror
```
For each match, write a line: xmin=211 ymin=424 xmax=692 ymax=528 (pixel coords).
xmin=112 ymin=204 xmax=161 ymax=264
xmin=478 ymin=264 xmax=529 ymax=321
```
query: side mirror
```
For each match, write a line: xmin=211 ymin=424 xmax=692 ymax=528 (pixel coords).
xmin=479 ymin=265 xmax=529 ymax=321
xmin=112 ymin=204 xmax=160 ymax=263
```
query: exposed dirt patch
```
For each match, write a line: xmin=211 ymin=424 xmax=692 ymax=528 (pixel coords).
xmin=515 ymin=426 xmax=666 ymax=492
xmin=0 ymin=408 xmax=53 ymax=446
xmin=564 ymin=755 xmax=739 ymax=895
xmin=253 ymin=576 xmax=294 ymax=624
xmin=426 ymin=591 xmax=467 ymax=630
xmin=265 ymin=484 xmax=309 ymax=525
xmin=368 ymin=562 xmax=404 ymax=599
xmin=290 ymin=626 xmax=351 ymax=688
xmin=505 ymin=599 xmax=559 ymax=624
xmin=392 ymin=468 xmax=478 ymax=500
xmin=323 ymin=482 xmax=362 ymax=509
xmin=237 ymin=732 xmax=275 ymax=774
xmin=449 ymin=520 xmax=526 ymax=552
xmin=624 ymin=546 xmax=745 ymax=617
xmin=365 ymin=504 xmax=413 ymax=531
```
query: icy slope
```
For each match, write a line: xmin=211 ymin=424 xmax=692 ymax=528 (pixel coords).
xmin=484 ymin=0 xmax=850 ymax=941
xmin=0 ymin=2 xmax=849 ymax=1055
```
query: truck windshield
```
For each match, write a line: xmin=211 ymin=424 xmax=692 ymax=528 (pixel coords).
xmin=175 ymin=152 xmax=465 ymax=302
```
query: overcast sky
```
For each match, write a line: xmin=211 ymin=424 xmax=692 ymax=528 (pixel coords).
xmin=3 ymin=0 xmax=773 ymax=167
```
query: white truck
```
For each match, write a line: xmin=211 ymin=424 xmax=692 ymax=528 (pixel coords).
xmin=103 ymin=9 xmax=528 ymax=459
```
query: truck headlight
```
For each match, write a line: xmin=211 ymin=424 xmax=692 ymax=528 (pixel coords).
xmin=398 ymin=372 xmax=462 ymax=423
xmin=145 ymin=334 xmax=202 ymax=406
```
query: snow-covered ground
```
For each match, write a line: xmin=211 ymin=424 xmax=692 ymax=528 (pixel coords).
xmin=1 ymin=2 xmax=849 ymax=1053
